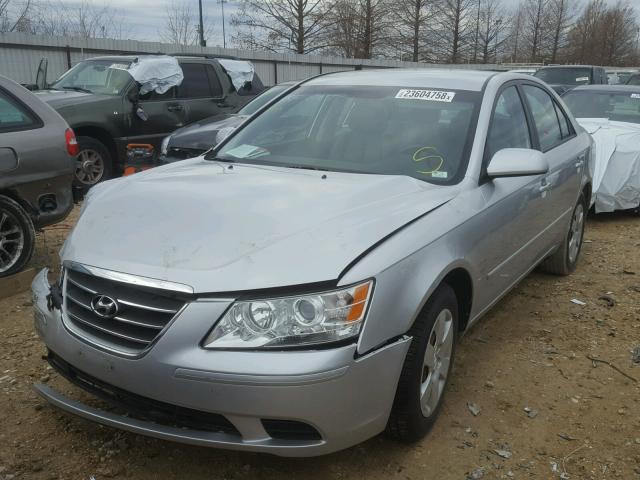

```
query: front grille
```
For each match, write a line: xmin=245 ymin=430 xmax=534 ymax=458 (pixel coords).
xmin=63 ymin=268 xmax=186 ymax=355
xmin=48 ymin=351 xmax=240 ymax=436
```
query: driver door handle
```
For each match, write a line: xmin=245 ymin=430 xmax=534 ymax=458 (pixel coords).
xmin=167 ymin=104 xmax=183 ymax=112
xmin=539 ymin=180 xmax=552 ymax=193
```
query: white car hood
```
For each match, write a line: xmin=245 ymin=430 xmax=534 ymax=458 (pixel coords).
xmin=62 ymin=159 xmax=456 ymax=293
xmin=577 ymin=118 xmax=640 ymax=213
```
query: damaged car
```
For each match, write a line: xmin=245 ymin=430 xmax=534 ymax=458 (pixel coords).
xmin=36 ymin=55 xmax=264 ymax=188
xmin=562 ymin=85 xmax=640 ymax=213
xmin=32 ymin=69 xmax=592 ymax=456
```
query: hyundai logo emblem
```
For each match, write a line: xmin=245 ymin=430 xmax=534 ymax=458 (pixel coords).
xmin=90 ymin=294 xmax=119 ymax=319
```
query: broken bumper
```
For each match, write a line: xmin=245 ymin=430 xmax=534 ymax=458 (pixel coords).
xmin=31 ymin=269 xmax=411 ymax=456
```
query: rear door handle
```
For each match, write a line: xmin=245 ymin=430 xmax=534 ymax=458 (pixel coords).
xmin=167 ymin=104 xmax=183 ymax=112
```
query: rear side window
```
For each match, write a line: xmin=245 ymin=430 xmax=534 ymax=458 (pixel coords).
xmin=553 ymin=102 xmax=574 ymax=139
xmin=522 ymin=85 xmax=563 ymax=152
xmin=0 ymin=89 xmax=38 ymax=132
xmin=486 ymin=86 xmax=531 ymax=160
xmin=178 ymin=64 xmax=213 ymax=98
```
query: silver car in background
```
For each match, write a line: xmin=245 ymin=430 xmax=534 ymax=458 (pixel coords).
xmin=32 ymin=69 xmax=592 ymax=456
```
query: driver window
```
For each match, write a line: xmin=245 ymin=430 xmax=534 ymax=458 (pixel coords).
xmin=486 ymin=86 xmax=531 ymax=160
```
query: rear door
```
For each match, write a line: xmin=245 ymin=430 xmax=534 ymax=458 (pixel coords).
xmin=176 ymin=62 xmax=226 ymax=124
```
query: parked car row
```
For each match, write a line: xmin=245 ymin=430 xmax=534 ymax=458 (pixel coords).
xmin=0 ymin=54 xmax=266 ymax=278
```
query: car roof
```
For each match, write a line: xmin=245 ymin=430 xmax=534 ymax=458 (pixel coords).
xmin=306 ymin=69 xmax=499 ymax=91
xmin=86 ymin=55 xmax=225 ymax=63
xmin=568 ymin=85 xmax=640 ymax=93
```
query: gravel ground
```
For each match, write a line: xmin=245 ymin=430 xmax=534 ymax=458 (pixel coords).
xmin=0 ymin=208 xmax=639 ymax=480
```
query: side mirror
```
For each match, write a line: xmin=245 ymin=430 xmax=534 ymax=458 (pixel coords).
xmin=487 ymin=148 xmax=548 ymax=178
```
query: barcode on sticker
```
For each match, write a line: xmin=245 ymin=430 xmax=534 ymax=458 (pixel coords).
xmin=109 ymin=63 xmax=129 ymax=70
xmin=576 ymin=76 xmax=589 ymax=82
xmin=631 ymin=93 xmax=640 ymax=99
xmin=395 ymin=89 xmax=455 ymax=102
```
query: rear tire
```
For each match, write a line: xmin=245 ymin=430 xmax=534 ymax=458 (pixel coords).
xmin=74 ymin=136 xmax=113 ymax=190
xmin=0 ymin=195 xmax=35 ymax=278
xmin=540 ymin=193 xmax=587 ymax=275
xmin=387 ymin=283 xmax=458 ymax=442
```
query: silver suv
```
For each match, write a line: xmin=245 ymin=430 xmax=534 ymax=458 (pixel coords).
xmin=33 ymin=69 xmax=592 ymax=456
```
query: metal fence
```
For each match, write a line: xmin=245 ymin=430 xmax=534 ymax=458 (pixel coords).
xmin=0 ymin=32 xmax=512 ymax=86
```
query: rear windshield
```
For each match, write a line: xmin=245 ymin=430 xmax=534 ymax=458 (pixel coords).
xmin=535 ymin=68 xmax=592 ymax=86
xmin=210 ymin=85 xmax=481 ymax=185
xmin=563 ymin=90 xmax=640 ymax=124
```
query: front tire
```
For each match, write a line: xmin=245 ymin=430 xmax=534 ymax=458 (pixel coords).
xmin=0 ymin=195 xmax=35 ymax=278
xmin=540 ymin=193 xmax=587 ymax=275
xmin=75 ymin=136 xmax=113 ymax=189
xmin=387 ymin=283 xmax=458 ymax=442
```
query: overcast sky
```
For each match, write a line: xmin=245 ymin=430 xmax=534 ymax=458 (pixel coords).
xmin=65 ymin=0 xmax=630 ymax=47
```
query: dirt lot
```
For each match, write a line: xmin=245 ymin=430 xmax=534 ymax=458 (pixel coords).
xmin=0 ymin=208 xmax=639 ymax=480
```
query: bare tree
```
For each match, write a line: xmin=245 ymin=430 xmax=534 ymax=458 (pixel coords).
xmin=476 ymin=0 xmax=506 ymax=63
xmin=547 ymin=0 xmax=575 ymax=63
xmin=435 ymin=0 xmax=475 ymax=63
xmin=506 ymin=4 xmax=526 ymax=62
xmin=0 ymin=0 xmax=34 ymax=32
xmin=232 ymin=0 xmax=332 ymax=54
xmin=522 ymin=0 xmax=548 ymax=62
xmin=161 ymin=0 xmax=207 ymax=46
xmin=328 ymin=0 xmax=392 ymax=59
xmin=393 ymin=0 xmax=435 ymax=62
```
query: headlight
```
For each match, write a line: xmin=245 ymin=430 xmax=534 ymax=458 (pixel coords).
xmin=203 ymin=280 xmax=373 ymax=349
xmin=160 ymin=135 xmax=171 ymax=155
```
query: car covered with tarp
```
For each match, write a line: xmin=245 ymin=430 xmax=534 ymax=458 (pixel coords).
xmin=563 ymin=85 xmax=640 ymax=213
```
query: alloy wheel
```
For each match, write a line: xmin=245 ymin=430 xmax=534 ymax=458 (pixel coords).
xmin=76 ymin=149 xmax=105 ymax=186
xmin=568 ymin=203 xmax=584 ymax=264
xmin=420 ymin=308 xmax=454 ymax=417
xmin=0 ymin=211 xmax=25 ymax=273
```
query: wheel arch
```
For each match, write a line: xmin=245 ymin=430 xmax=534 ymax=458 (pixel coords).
xmin=440 ymin=267 xmax=473 ymax=333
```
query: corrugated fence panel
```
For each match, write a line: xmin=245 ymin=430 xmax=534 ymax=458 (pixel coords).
xmin=276 ymin=62 xmax=321 ymax=83
xmin=320 ymin=65 xmax=355 ymax=74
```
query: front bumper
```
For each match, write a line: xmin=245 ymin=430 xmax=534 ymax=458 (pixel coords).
xmin=32 ymin=270 xmax=411 ymax=456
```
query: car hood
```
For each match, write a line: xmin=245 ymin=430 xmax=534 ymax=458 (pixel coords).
xmin=62 ymin=159 xmax=457 ymax=293
xmin=34 ymin=89 xmax=113 ymax=109
xmin=169 ymin=114 xmax=248 ymax=151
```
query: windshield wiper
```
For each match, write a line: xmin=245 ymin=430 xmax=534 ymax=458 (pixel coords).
xmin=62 ymin=86 xmax=92 ymax=94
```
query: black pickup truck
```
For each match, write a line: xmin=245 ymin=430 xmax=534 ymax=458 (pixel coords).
xmin=533 ymin=65 xmax=608 ymax=95
xmin=34 ymin=55 xmax=265 ymax=187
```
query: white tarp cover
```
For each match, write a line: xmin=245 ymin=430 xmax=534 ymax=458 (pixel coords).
xmin=122 ymin=56 xmax=184 ymax=95
xmin=218 ymin=59 xmax=255 ymax=91
xmin=577 ymin=118 xmax=640 ymax=213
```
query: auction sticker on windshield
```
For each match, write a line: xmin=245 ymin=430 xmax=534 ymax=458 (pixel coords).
xmin=631 ymin=94 xmax=640 ymax=99
xmin=395 ymin=89 xmax=455 ymax=102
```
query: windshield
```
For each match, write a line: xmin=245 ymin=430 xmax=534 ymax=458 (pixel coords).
xmin=238 ymin=85 xmax=290 ymax=115
xmin=51 ymin=60 xmax=132 ymax=95
xmin=211 ymin=85 xmax=480 ymax=184
xmin=563 ymin=90 xmax=640 ymax=124
xmin=535 ymin=68 xmax=592 ymax=86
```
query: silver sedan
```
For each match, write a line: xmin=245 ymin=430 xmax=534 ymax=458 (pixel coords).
xmin=32 ymin=69 xmax=592 ymax=456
